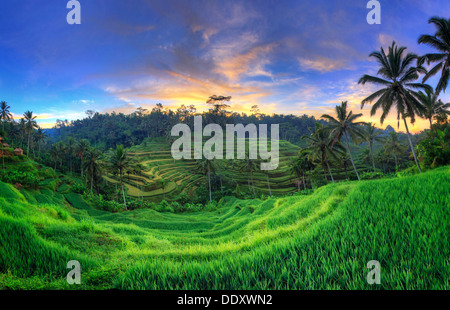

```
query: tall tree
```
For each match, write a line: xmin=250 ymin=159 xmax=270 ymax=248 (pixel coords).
xmin=0 ymin=101 xmax=13 ymax=133
xmin=108 ymin=145 xmax=133 ymax=210
xmin=34 ymin=128 xmax=48 ymax=159
xmin=302 ymin=123 xmax=344 ymax=183
xmin=76 ymin=139 xmax=90 ymax=177
xmin=361 ymin=123 xmax=384 ymax=172
xmin=195 ymin=156 xmax=215 ymax=202
xmin=83 ymin=147 xmax=103 ymax=194
xmin=321 ymin=101 xmax=366 ymax=180
xmin=51 ymin=141 xmax=65 ymax=170
xmin=240 ymin=156 xmax=259 ymax=197
xmin=66 ymin=137 xmax=75 ymax=175
xmin=290 ymin=156 xmax=307 ymax=191
xmin=383 ymin=132 xmax=406 ymax=168
xmin=358 ymin=41 xmax=431 ymax=173
xmin=23 ymin=111 xmax=38 ymax=157
xmin=418 ymin=17 xmax=450 ymax=95
xmin=417 ymin=89 xmax=450 ymax=128
xmin=206 ymin=95 xmax=232 ymax=127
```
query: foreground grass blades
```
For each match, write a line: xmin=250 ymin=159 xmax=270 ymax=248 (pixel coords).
xmin=0 ymin=167 xmax=448 ymax=289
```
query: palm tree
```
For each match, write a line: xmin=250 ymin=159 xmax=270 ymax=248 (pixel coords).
xmin=83 ymin=147 xmax=103 ymax=194
xmin=66 ymin=137 xmax=75 ymax=175
xmin=51 ymin=141 xmax=65 ymax=170
xmin=76 ymin=139 xmax=90 ymax=177
xmin=302 ymin=123 xmax=344 ymax=183
xmin=108 ymin=145 xmax=132 ymax=210
xmin=195 ymin=156 xmax=215 ymax=202
xmin=263 ymin=169 xmax=272 ymax=196
xmin=417 ymin=17 xmax=450 ymax=95
xmin=358 ymin=42 xmax=431 ymax=173
xmin=0 ymin=101 xmax=13 ymax=133
xmin=159 ymin=178 xmax=168 ymax=199
xmin=290 ymin=156 xmax=308 ymax=191
xmin=321 ymin=101 xmax=366 ymax=180
xmin=383 ymin=132 xmax=406 ymax=168
xmin=360 ymin=123 xmax=384 ymax=172
xmin=358 ymin=148 xmax=372 ymax=168
xmin=34 ymin=128 xmax=48 ymax=159
xmin=240 ymin=156 xmax=259 ymax=197
xmin=417 ymin=89 xmax=450 ymax=128
xmin=18 ymin=119 xmax=26 ymax=148
xmin=23 ymin=111 xmax=38 ymax=157
xmin=339 ymin=152 xmax=352 ymax=180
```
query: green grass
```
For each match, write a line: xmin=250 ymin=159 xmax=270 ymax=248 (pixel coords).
xmin=0 ymin=166 xmax=448 ymax=289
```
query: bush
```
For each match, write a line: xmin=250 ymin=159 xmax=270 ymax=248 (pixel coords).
xmin=397 ymin=165 xmax=421 ymax=177
xmin=155 ymin=200 xmax=174 ymax=213
xmin=72 ymin=182 xmax=88 ymax=194
xmin=83 ymin=192 xmax=126 ymax=212
xmin=0 ymin=169 xmax=39 ymax=189
xmin=360 ymin=171 xmax=384 ymax=180
xmin=37 ymin=167 xmax=56 ymax=179
xmin=417 ymin=126 xmax=450 ymax=169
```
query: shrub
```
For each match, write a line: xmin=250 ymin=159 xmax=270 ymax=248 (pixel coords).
xmin=397 ymin=165 xmax=421 ymax=177
xmin=360 ymin=171 xmax=384 ymax=180
xmin=417 ymin=126 xmax=450 ymax=169
xmin=0 ymin=170 xmax=39 ymax=189
xmin=155 ymin=200 xmax=174 ymax=213
xmin=83 ymin=192 xmax=126 ymax=212
xmin=72 ymin=182 xmax=87 ymax=194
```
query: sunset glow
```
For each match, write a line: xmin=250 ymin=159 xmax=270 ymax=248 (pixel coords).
xmin=1 ymin=0 xmax=449 ymax=132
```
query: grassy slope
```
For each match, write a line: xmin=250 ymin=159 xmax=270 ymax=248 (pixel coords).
xmin=0 ymin=167 xmax=448 ymax=289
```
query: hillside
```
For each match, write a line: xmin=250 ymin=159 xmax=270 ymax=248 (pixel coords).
xmin=103 ymin=138 xmax=373 ymax=203
xmin=104 ymin=138 xmax=304 ymax=201
xmin=0 ymin=166 xmax=448 ymax=289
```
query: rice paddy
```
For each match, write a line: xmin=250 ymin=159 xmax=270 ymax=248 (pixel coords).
xmin=0 ymin=166 xmax=448 ymax=289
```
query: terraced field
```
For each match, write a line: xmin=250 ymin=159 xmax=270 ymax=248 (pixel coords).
xmin=0 ymin=166 xmax=448 ymax=289
xmin=104 ymin=139 xmax=304 ymax=202
xmin=105 ymin=138 xmax=372 ymax=203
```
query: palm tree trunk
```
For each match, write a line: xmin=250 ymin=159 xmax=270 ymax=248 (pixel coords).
xmin=27 ymin=131 xmax=31 ymax=157
xmin=394 ymin=153 xmax=398 ymax=168
xmin=80 ymin=155 xmax=84 ymax=177
xmin=121 ymin=183 xmax=127 ymax=210
xmin=208 ymin=169 xmax=212 ymax=202
xmin=266 ymin=173 xmax=272 ymax=196
xmin=120 ymin=173 xmax=128 ymax=210
xmin=403 ymin=118 xmax=422 ymax=173
xmin=302 ymin=171 xmax=306 ymax=190
xmin=345 ymin=131 xmax=360 ymax=180
xmin=251 ymin=172 xmax=256 ymax=197
xmin=325 ymin=158 xmax=335 ymax=183
xmin=309 ymin=168 xmax=313 ymax=189
xmin=370 ymin=143 xmax=376 ymax=172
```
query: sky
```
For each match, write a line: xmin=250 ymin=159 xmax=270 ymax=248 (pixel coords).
xmin=0 ymin=0 xmax=449 ymax=132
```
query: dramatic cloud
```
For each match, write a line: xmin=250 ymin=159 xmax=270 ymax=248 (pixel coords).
xmin=1 ymin=0 xmax=450 ymax=132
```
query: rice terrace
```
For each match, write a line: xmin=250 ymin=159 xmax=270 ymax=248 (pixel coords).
xmin=0 ymin=0 xmax=449 ymax=296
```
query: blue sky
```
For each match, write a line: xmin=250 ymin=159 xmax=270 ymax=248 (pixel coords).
xmin=0 ymin=0 xmax=449 ymax=132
